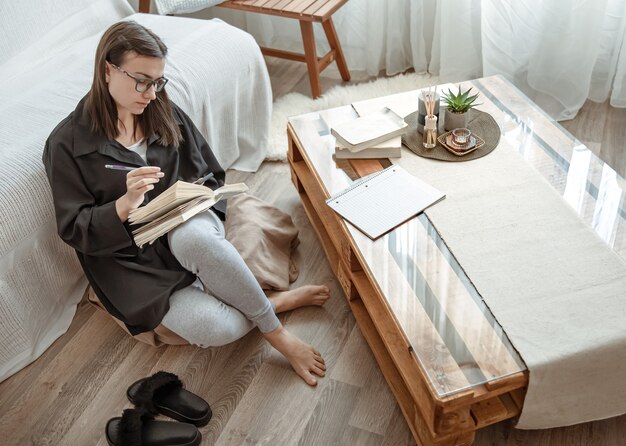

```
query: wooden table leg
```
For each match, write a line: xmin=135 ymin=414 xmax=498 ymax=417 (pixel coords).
xmin=299 ymin=20 xmax=322 ymax=98
xmin=322 ymin=18 xmax=350 ymax=82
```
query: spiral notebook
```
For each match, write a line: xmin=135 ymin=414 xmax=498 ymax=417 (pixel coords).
xmin=326 ymin=165 xmax=445 ymax=240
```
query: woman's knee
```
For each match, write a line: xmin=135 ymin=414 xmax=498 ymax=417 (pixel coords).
xmin=199 ymin=323 xmax=252 ymax=348
xmin=163 ymin=289 xmax=254 ymax=348
xmin=168 ymin=212 xmax=225 ymax=258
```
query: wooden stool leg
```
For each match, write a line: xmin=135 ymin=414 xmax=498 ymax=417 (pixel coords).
xmin=300 ymin=20 xmax=322 ymax=98
xmin=322 ymin=18 xmax=350 ymax=82
xmin=138 ymin=0 xmax=150 ymax=13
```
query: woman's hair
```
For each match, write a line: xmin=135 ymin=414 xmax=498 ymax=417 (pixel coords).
xmin=85 ymin=21 xmax=182 ymax=147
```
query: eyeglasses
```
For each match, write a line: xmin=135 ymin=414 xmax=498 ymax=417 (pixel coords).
xmin=109 ymin=63 xmax=168 ymax=93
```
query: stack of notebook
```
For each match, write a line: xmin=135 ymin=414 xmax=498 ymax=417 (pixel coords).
xmin=323 ymin=107 xmax=408 ymax=159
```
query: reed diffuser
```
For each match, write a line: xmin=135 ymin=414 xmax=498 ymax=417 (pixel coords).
xmin=422 ymin=87 xmax=438 ymax=149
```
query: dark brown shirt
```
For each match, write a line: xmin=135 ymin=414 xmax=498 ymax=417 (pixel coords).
xmin=43 ymin=97 xmax=226 ymax=335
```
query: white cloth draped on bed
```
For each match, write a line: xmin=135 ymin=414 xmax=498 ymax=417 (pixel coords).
xmin=154 ymin=0 xmax=226 ymax=15
xmin=0 ymin=0 xmax=271 ymax=382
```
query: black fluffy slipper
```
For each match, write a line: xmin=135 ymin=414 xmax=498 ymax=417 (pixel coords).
xmin=105 ymin=407 xmax=201 ymax=446
xmin=127 ymin=371 xmax=212 ymax=427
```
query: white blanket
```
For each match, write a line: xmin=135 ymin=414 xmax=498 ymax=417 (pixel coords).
xmin=0 ymin=1 xmax=271 ymax=382
xmin=155 ymin=0 xmax=225 ymax=15
xmin=398 ymin=142 xmax=626 ymax=428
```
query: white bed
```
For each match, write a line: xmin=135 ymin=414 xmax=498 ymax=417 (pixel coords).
xmin=0 ymin=0 xmax=272 ymax=381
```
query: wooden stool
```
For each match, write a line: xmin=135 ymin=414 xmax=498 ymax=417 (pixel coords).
xmin=139 ymin=0 xmax=352 ymax=98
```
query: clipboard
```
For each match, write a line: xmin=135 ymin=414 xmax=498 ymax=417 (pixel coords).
xmin=326 ymin=165 xmax=445 ymax=240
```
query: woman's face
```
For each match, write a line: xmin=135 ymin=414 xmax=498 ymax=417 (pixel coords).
xmin=105 ymin=52 xmax=166 ymax=117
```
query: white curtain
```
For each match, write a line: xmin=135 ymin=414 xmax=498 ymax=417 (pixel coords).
xmin=188 ymin=0 xmax=626 ymax=120
xmin=482 ymin=0 xmax=626 ymax=119
xmin=187 ymin=0 xmax=483 ymax=79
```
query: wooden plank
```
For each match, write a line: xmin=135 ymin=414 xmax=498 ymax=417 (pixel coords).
xmin=287 ymin=125 xmax=304 ymax=163
xmin=222 ymin=0 xmax=348 ymax=21
xmin=434 ymin=406 xmax=474 ymax=436
xmin=291 ymin=168 xmax=304 ymax=193
xmin=291 ymin=161 xmax=350 ymax=257
xmin=302 ymin=0 xmax=329 ymax=16
xmin=281 ymin=0 xmax=319 ymax=14
xmin=510 ymin=388 xmax=527 ymax=409
xmin=297 ymin=188 xmax=340 ymax=276
xmin=470 ymin=396 xmax=508 ymax=427
xmin=340 ymin=238 xmax=362 ymax=272
xmin=317 ymin=49 xmax=336 ymax=72
xmin=336 ymin=258 xmax=359 ymax=300
xmin=499 ymin=393 xmax=521 ymax=419
xmin=349 ymin=159 xmax=385 ymax=177
xmin=305 ymin=0 xmax=347 ymax=20
xmin=471 ymin=393 xmax=520 ymax=430
xmin=261 ymin=47 xmax=307 ymax=63
xmin=443 ymin=374 xmax=527 ymax=408
xmin=218 ymin=1 xmax=319 ymax=21
xmin=484 ymin=371 xmax=527 ymax=391
xmin=274 ymin=0 xmax=297 ymax=11
xmin=259 ymin=0 xmax=283 ymax=8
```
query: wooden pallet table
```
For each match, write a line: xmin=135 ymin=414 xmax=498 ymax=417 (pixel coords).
xmin=286 ymin=77 xmax=541 ymax=445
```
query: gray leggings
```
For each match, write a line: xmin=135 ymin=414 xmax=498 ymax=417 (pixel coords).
xmin=161 ymin=211 xmax=280 ymax=347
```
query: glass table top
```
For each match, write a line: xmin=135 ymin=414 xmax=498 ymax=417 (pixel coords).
xmin=288 ymin=75 xmax=626 ymax=397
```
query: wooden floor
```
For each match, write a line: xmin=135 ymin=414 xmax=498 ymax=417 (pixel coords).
xmin=1 ymin=59 xmax=625 ymax=446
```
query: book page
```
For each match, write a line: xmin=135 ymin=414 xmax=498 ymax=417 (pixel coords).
xmin=129 ymin=181 xmax=247 ymax=247
xmin=214 ymin=183 xmax=248 ymax=201
xmin=132 ymin=197 xmax=217 ymax=247
xmin=335 ymin=136 xmax=401 ymax=151
xmin=129 ymin=181 xmax=214 ymax=224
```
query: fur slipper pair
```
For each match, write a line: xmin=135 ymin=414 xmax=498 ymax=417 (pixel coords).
xmin=106 ymin=371 xmax=212 ymax=446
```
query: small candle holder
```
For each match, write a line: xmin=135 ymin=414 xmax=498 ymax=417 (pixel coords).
xmin=423 ymin=115 xmax=438 ymax=149
xmin=451 ymin=128 xmax=471 ymax=147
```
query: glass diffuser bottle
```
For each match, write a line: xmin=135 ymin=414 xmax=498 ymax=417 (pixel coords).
xmin=423 ymin=114 xmax=438 ymax=149
xmin=421 ymin=87 xmax=438 ymax=149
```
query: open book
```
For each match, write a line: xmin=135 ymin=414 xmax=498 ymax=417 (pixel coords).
xmin=129 ymin=181 xmax=248 ymax=247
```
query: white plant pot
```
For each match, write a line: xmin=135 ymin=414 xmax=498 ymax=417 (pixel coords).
xmin=444 ymin=108 xmax=470 ymax=132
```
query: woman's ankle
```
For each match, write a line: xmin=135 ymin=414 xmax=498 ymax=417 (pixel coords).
xmin=262 ymin=324 xmax=287 ymax=344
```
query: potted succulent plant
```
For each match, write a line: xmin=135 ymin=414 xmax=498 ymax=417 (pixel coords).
xmin=441 ymin=85 xmax=480 ymax=131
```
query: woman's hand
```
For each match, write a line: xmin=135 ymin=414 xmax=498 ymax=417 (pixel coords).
xmin=115 ymin=166 xmax=164 ymax=221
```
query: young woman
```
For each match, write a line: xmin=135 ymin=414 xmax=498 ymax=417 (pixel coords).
xmin=43 ymin=21 xmax=330 ymax=386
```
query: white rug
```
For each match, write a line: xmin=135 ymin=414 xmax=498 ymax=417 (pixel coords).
xmin=267 ymin=72 xmax=439 ymax=161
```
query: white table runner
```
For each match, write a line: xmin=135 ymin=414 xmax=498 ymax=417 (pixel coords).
xmin=398 ymin=141 xmax=626 ymax=429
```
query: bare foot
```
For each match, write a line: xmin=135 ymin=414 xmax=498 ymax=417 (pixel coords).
xmin=264 ymin=326 xmax=326 ymax=386
xmin=268 ymin=285 xmax=331 ymax=313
